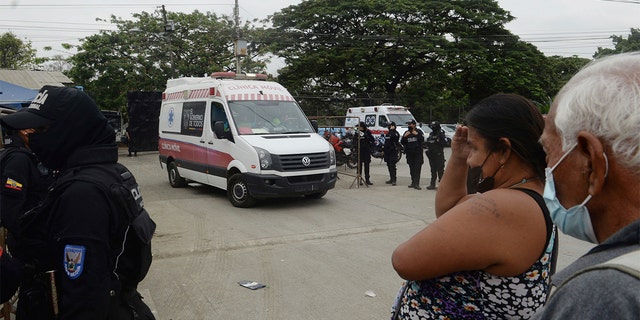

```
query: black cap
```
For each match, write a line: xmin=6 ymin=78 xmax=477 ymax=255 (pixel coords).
xmin=0 ymin=86 xmax=62 ymax=129
xmin=388 ymin=121 xmax=396 ymax=128
xmin=406 ymin=119 xmax=416 ymax=125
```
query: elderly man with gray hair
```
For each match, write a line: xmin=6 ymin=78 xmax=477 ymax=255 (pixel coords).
xmin=534 ymin=52 xmax=640 ymax=319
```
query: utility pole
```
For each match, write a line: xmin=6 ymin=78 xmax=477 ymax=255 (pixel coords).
xmin=234 ymin=0 xmax=247 ymax=74
xmin=161 ymin=5 xmax=176 ymax=78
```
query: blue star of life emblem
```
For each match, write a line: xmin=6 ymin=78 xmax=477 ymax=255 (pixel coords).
xmin=168 ymin=107 xmax=175 ymax=128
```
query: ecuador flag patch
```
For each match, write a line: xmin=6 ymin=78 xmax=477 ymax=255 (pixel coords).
xmin=4 ymin=178 xmax=23 ymax=191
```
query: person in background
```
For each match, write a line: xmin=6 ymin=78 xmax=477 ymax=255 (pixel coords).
xmin=323 ymin=129 xmax=342 ymax=151
xmin=0 ymin=86 xmax=155 ymax=319
xmin=356 ymin=121 xmax=374 ymax=185
xmin=532 ymin=52 xmax=640 ymax=319
xmin=401 ymin=119 xmax=424 ymax=190
xmin=125 ymin=126 xmax=137 ymax=157
xmin=391 ymin=94 xmax=556 ymax=319
xmin=383 ymin=121 xmax=400 ymax=186
xmin=425 ymin=121 xmax=448 ymax=190
xmin=0 ymin=120 xmax=51 ymax=304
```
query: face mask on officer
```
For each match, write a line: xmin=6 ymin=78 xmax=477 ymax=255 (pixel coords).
xmin=543 ymin=144 xmax=607 ymax=244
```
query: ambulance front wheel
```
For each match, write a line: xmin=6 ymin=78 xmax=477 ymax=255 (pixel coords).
xmin=168 ymin=161 xmax=187 ymax=187
xmin=228 ymin=173 xmax=256 ymax=208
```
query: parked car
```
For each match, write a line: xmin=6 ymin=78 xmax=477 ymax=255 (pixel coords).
xmin=440 ymin=125 xmax=455 ymax=147
xmin=441 ymin=123 xmax=458 ymax=132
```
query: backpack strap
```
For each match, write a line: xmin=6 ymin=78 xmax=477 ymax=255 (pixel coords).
xmin=575 ymin=249 xmax=640 ymax=279
xmin=550 ymin=249 xmax=640 ymax=298
xmin=603 ymin=249 xmax=640 ymax=278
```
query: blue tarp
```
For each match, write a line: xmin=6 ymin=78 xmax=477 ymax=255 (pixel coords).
xmin=0 ymin=80 xmax=38 ymax=110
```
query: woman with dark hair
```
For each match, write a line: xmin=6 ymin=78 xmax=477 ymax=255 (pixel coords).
xmin=391 ymin=94 xmax=556 ymax=319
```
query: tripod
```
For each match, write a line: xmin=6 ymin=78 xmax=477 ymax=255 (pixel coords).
xmin=350 ymin=132 xmax=368 ymax=188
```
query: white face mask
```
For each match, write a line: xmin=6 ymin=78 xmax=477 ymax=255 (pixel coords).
xmin=543 ymin=145 xmax=608 ymax=244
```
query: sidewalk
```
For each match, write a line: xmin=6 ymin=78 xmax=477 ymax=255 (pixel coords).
xmin=121 ymin=149 xmax=595 ymax=319
xmin=332 ymin=153 xmax=596 ymax=271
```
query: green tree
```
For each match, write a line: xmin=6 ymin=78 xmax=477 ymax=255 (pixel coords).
xmin=267 ymin=0 xmax=552 ymax=119
xmin=0 ymin=32 xmax=38 ymax=69
xmin=595 ymin=28 xmax=640 ymax=58
xmin=544 ymin=55 xmax=590 ymax=106
xmin=67 ymin=9 xmax=270 ymax=113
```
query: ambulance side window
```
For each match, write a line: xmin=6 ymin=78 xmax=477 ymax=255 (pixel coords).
xmin=379 ymin=116 xmax=389 ymax=128
xmin=211 ymin=101 xmax=231 ymax=140
xmin=181 ymin=101 xmax=206 ymax=137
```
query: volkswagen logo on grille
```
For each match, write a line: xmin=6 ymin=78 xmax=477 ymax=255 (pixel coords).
xmin=301 ymin=156 xmax=311 ymax=167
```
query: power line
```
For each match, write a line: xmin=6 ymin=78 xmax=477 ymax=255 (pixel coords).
xmin=601 ymin=0 xmax=640 ymax=4
xmin=0 ymin=3 xmax=232 ymax=8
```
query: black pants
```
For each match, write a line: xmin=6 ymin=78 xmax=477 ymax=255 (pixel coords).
xmin=358 ymin=158 xmax=371 ymax=182
xmin=128 ymin=142 xmax=137 ymax=156
xmin=406 ymin=151 xmax=423 ymax=186
xmin=386 ymin=160 xmax=397 ymax=182
xmin=427 ymin=153 xmax=445 ymax=186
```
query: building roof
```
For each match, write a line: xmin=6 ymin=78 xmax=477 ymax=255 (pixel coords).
xmin=0 ymin=80 xmax=38 ymax=109
xmin=0 ymin=69 xmax=73 ymax=90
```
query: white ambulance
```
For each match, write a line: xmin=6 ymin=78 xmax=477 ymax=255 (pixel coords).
xmin=344 ymin=104 xmax=429 ymax=139
xmin=158 ymin=72 xmax=337 ymax=208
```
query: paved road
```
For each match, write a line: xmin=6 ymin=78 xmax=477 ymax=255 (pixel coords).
xmin=119 ymin=148 xmax=595 ymax=320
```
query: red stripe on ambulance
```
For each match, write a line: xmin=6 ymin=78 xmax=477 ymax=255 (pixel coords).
xmin=159 ymin=138 xmax=233 ymax=170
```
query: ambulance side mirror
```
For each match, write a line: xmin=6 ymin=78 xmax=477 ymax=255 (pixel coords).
xmin=214 ymin=121 xmax=233 ymax=142
xmin=311 ymin=119 xmax=319 ymax=133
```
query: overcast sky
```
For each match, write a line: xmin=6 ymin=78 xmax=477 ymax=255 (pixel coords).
xmin=1 ymin=0 xmax=639 ymax=68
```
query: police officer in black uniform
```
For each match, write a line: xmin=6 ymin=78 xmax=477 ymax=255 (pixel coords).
xmin=425 ymin=121 xmax=448 ymax=190
xmin=0 ymin=121 xmax=51 ymax=303
xmin=401 ymin=119 xmax=424 ymax=190
xmin=356 ymin=121 xmax=375 ymax=185
xmin=0 ymin=122 xmax=48 ymax=303
xmin=0 ymin=86 xmax=155 ymax=320
xmin=383 ymin=121 xmax=400 ymax=186
xmin=0 ymin=123 xmax=51 ymax=255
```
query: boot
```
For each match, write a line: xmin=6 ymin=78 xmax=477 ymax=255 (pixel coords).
xmin=427 ymin=177 xmax=437 ymax=190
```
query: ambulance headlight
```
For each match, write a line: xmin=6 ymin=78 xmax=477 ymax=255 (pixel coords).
xmin=254 ymin=147 xmax=273 ymax=170
xmin=329 ymin=149 xmax=336 ymax=165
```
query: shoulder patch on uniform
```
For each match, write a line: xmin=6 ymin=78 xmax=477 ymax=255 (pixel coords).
xmin=4 ymin=177 xmax=23 ymax=191
xmin=63 ymin=245 xmax=86 ymax=279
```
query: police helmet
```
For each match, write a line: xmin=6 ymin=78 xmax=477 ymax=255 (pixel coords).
xmin=429 ymin=121 xmax=441 ymax=131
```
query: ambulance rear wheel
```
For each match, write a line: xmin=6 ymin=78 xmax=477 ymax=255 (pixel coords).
xmin=228 ymin=173 xmax=256 ymax=208
xmin=168 ymin=162 xmax=187 ymax=188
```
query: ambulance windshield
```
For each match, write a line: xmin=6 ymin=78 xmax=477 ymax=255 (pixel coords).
xmin=387 ymin=114 xmax=415 ymax=126
xmin=229 ymin=101 xmax=314 ymax=135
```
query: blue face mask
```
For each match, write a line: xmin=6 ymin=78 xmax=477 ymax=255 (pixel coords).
xmin=543 ymin=145 xmax=608 ymax=244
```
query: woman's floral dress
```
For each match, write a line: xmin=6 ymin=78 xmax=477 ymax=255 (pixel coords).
xmin=391 ymin=228 xmax=556 ymax=320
